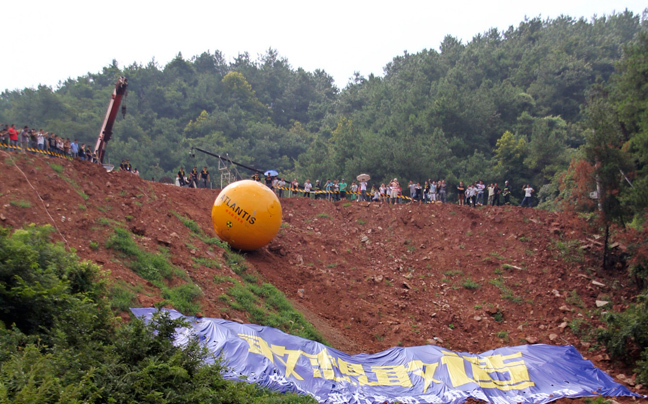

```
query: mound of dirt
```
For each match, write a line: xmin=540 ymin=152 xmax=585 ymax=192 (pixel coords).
xmin=0 ymin=152 xmax=644 ymax=401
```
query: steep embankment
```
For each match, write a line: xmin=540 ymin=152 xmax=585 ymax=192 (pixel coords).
xmin=0 ymin=152 xmax=644 ymax=400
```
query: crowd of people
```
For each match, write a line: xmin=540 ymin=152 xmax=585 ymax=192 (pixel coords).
xmin=253 ymin=174 xmax=536 ymax=207
xmin=1 ymin=123 xmax=101 ymax=162
xmin=176 ymin=166 xmax=212 ymax=188
xmin=118 ymin=160 xmax=141 ymax=176
xmin=2 ymin=124 xmax=537 ymax=207
xmin=0 ymin=123 xmax=151 ymax=181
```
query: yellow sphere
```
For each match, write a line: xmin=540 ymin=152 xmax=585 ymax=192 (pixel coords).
xmin=211 ymin=180 xmax=282 ymax=251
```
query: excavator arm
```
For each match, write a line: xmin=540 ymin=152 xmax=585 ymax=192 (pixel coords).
xmin=94 ymin=76 xmax=128 ymax=164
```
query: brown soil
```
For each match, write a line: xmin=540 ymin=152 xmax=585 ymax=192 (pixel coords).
xmin=0 ymin=151 xmax=645 ymax=403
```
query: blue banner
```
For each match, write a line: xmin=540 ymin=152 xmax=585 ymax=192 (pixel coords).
xmin=132 ymin=308 xmax=639 ymax=404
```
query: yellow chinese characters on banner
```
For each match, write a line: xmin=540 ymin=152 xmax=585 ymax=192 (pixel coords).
xmin=238 ymin=334 xmax=534 ymax=393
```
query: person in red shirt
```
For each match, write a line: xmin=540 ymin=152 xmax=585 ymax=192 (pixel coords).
xmin=8 ymin=124 xmax=18 ymax=146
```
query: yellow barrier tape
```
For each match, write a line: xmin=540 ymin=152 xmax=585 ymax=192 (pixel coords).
xmin=0 ymin=142 xmax=73 ymax=160
xmin=272 ymin=186 xmax=412 ymax=200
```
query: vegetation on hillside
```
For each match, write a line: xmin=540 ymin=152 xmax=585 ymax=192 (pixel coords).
xmin=0 ymin=225 xmax=315 ymax=403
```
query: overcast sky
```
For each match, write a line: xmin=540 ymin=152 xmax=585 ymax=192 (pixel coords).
xmin=2 ymin=0 xmax=645 ymax=92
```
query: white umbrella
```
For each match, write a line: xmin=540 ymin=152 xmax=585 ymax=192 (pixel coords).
xmin=356 ymin=173 xmax=371 ymax=181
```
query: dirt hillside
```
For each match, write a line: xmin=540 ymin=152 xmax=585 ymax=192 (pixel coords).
xmin=0 ymin=151 xmax=644 ymax=402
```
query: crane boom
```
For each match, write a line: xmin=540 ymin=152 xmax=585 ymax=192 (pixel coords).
xmin=94 ymin=76 xmax=128 ymax=163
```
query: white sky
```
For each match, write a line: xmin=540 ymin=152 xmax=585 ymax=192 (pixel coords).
xmin=2 ymin=0 xmax=645 ymax=92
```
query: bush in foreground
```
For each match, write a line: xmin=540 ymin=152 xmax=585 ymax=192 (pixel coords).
xmin=0 ymin=225 xmax=316 ymax=403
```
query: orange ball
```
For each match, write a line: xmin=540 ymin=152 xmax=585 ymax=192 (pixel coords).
xmin=211 ymin=180 xmax=282 ymax=251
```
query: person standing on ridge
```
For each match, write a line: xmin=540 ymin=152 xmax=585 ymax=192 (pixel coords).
xmin=8 ymin=124 xmax=18 ymax=147
xmin=20 ymin=126 xmax=30 ymax=153
xmin=492 ymin=183 xmax=501 ymax=206
xmin=178 ymin=167 xmax=187 ymax=187
xmin=201 ymin=166 xmax=210 ymax=188
xmin=503 ymin=181 xmax=512 ymax=205
xmin=339 ymin=178 xmax=348 ymax=200
xmin=189 ymin=166 xmax=199 ymax=188
xmin=359 ymin=179 xmax=368 ymax=202
xmin=521 ymin=184 xmax=535 ymax=207
xmin=456 ymin=181 xmax=465 ymax=206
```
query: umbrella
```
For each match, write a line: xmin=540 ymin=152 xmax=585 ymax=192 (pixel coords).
xmin=264 ymin=170 xmax=278 ymax=177
xmin=356 ymin=173 xmax=371 ymax=182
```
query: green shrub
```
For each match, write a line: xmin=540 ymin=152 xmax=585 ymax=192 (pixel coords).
xmin=0 ymin=225 xmax=107 ymax=336
xmin=598 ymin=290 xmax=648 ymax=384
xmin=109 ymin=282 xmax=137 ymax=312
xmin=0 ymin=225 xmax=317 ymax=404
xmin=162 ymin=283 xmax=202 ymax=315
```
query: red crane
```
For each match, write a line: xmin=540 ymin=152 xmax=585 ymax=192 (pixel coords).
xmin=94 ymin=76 xmax=128 ymax=164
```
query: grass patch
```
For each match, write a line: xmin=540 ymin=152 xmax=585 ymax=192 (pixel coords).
xmin=443 ymin=270 xmax=463 ymax=277
xmin=342 ymin=202 xmax=352 ymax=207
xmin=317 ymin=213 xmax=330 ymax=218
xmin=49 ymin=163 xmax=64 ymax=174
xmin=493 ymin=311 xmax=504 ymax=322
xmin=171 ymin=211 xmax=228 ymax=247
xmin=193 ymin=257 xmax=222 ymax=269
xmin=213 ymin=275 xmax=237 ymax=284
xmin=96 ymin=204 xmax=112 ymax=213
xmin=462 ymin=278 xmax=481 ymax=290
xmin=224 ymin=281 xmax=326 ymax=343
xmin=109 ymin=281 xmax=138 ymax=312
xmin=489 ymin=277 xmax=524 ymax=304
xmin=550 ymin=238 xmax=584 ymax=265
xmin=161 ymin=283 xmax=202 ymax=315
xmin=106 ymin=227 xmax=202 ymax=315
xmin=569 ymin=317 xmax=590 ymax=337
xmin=106 ymin=227 xmax=176 ymax=281
xmin=357 ymin=219 xmax=366 ymax=225
xmin=566 ymin=289 xmax=584 ymax=308
xmin=49 ymin=163 xmax=89 ymax=200
xmin=10 ymin=200 xmax=31 ymax=208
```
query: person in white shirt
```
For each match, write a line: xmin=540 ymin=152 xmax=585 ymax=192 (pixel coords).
xmin=466 ymin=184 xmax=475 ymax=207
xmin=277 ymin=178 xmax=286 ymax=198
xmin=521 ymin=185 xmax=534 ymax=207
xmin=36 ymin=130 xmax=45 ymax=150
xmin=303 ymin=179 xmax=312 ymax=198
xmin=487 ymin=184 xmax=495 ymax=205
xmin=476 ymin=180 xmax=486 ymax=205
xmin=372 ymin=186 xmax=381 ymax=202
xmin=272 ymin=177 xmax=279 ymax=195
xmin=359 ymin=180 xmax=368 ymax=202
xmin=350 ymin=181 xmax=358 ymax=201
